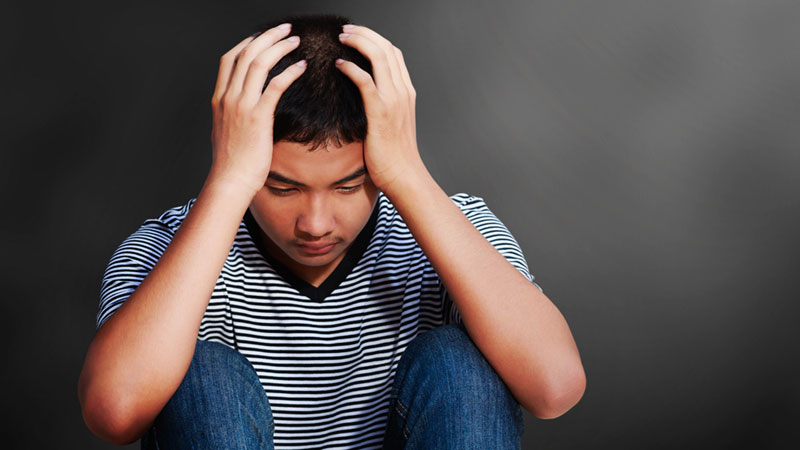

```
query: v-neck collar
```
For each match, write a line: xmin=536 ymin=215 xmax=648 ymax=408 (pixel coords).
xmin=243 ymin=203 xmax=379 ymax=302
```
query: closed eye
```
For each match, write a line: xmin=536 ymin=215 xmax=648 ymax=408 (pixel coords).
xmin=268 ymin=187 xmax=296 ymax=196
xmin=268 ymin=185 xmax=362 ymax=196
xmin=338 ymin=184 xmax=363 ymax=193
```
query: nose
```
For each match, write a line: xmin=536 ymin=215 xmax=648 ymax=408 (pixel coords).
xmin=296 ymin=194 xmax=335 ymax=239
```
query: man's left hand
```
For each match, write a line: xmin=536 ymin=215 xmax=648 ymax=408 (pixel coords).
xmin=335 ymin=24 xmax=425 ymax=195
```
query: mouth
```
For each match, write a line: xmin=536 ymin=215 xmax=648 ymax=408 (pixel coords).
xmin=297 ymin=242 xmax=338 ymax=255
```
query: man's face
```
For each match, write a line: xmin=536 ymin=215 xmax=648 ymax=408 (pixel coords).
xmin=248 ymin=139 xmax=379 ymax=287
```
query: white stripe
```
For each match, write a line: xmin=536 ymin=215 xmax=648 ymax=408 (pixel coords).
xmin=96 ymin=192 xmax=540 ymax=449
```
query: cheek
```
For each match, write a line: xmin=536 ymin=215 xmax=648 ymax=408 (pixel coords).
xmin=340 ymin=191 xmax=378 ymax=233
xmin=252 ymin=197 xmax=296 ymax=236
xmin=267 ymin=207 xmax=297 ymax=231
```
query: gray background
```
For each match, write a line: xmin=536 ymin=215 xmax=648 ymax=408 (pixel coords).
xmin=2 ymin=0 xmax=798 ymax=448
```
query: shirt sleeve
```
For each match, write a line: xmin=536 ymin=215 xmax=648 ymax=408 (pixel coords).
xmin=96 ymin=219 xmax=176 ymax=331
xmin=441 ymin=194 xmax=543 ymax=325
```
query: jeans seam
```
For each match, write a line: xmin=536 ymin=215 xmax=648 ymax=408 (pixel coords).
xmin=393 ymin=397 xmax=412 ymax=440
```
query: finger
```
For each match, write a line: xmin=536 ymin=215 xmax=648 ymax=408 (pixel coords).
xmin=393 ymin=47 xmax=416 ymax=134
xmin=392 ymin=47 xmax=415 ymax=98
xmin=339 ymin=32 xmax=399 ymax=94
xmin=212 ymin=35 xmax=255 ymax=104
xmin=254 ymin=59 xmax=308 ymax=117
xmin=343 ymin=25 xmax=404 ymax=92
xmin=228 ymin=23 xmax=293 ymax=97
xmin=240 ymin=36 xmax=301 ymax=103
xmin=335 ymin=59 xmax=380 ymax=110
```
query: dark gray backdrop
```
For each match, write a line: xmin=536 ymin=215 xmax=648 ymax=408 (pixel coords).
xmin=3 ymin=0 xmax=798 ymax=449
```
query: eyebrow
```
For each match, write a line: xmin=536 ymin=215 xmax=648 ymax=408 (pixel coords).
xmin=267 ymin=167 xmax=367 ymax=187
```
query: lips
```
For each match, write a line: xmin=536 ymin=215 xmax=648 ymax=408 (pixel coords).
xmin=299 ymin=242 xmax=337 ymax=250
xmin=297 ymin=242 xmax=338 ymax=254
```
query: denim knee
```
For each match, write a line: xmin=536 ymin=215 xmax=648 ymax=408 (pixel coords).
xmin=176 ymin=339 xmax=270 ymax=417
xmin=141 ymin=339 xmax=274 ymax=450
xmin=398 ymin=323 xmax=521 ymax=405
xmin=384 ymin=323 xmax=523 ymax=449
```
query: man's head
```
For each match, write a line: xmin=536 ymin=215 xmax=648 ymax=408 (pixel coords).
xmin=246 ymin=14 xmax=379 ymax=286
xmin=255 ymin=13 xmax=373 ymax=150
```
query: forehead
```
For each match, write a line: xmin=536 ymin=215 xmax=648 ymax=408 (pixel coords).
xmin=270 ymin=140 xmax=365 ymax=183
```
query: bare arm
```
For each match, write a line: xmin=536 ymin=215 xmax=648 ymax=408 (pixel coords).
xmin=385 ymin=171 xmax=586 ymax=419
xmin=336 ymin=24 xmax=585 ymax=419
xmin=77 ymin=23 xmax=309 ymax=445
xmin=78 ymin=176 xmax=253 ymax=444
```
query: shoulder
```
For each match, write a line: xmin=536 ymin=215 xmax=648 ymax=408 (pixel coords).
xmin=377 ymin=192 xmax=489 ymax=215
xmin=374 ymin=192 xmax=496 ymax=235
xmin=448 ymin=192 xmax=489 ymax=211
xmin=110 ymin=198 xmax=197 ymax=255
xmin=144 ymin=197 xmax=197 ymax=233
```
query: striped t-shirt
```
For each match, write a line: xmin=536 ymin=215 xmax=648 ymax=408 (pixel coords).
xmin=96 ymin=192 xmax=542 ymax=449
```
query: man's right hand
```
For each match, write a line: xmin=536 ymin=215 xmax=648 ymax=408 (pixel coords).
xmin=79 ymin=23 xmax=308 ymax=446
xmin=208 ymin=23 xmax=307 ymax=197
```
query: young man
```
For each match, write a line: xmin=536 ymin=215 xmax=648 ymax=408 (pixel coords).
xmin=78 ymin=13 xmax=585 ymax=450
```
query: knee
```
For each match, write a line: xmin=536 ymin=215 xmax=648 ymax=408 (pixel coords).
xmin=390 ymin=323 xmax=523 ymax=445
xmin=166 ymin=339 xmax=270 ymax=416
xmin=149 ymin=340 xmax=275 ymax=448
xmin=190 ymin=340 xmax=255 ymax=378
xmin=181 ymin=339 xmax=264 ymax=396
xmin=397 ymin=323 xmax=515 ymax=402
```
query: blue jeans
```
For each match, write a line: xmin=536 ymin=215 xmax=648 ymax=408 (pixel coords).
xmin=141 ymin=323 xmax=523 ymax=449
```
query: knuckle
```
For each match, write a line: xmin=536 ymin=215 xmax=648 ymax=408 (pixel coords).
xmin=221 ymin=95 xmax=236 ymax=109
xmin=262 ymin=63 xmax=304 ymax=93
xmin=234 ymin=102 xmax=249 ymax=116
xmin=250 ymin=57 xmax=266 ymax=70
xmin=260 ymin=91 xmax=277 ymax=108
xmin=245 ymin=110 xmax=261 ymax=124
xmin=265 ymin=77 xmax=287 ymax=93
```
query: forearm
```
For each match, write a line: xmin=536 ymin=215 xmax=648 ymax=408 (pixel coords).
xmin=383 ymin=165 xmax=585 ymax=419
xmin=78 ymin=173 xmax=256 ymax=443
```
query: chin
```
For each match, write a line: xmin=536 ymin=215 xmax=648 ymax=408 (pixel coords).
xmin=295 ymin=255 xmax=334 ymax=266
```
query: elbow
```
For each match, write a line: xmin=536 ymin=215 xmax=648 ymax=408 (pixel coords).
xmin=525 ymin=363 xmax=587 ymax=420
xmin=81 ymin=404 xmax=139 ymax=445
xmin=78 ymin=371 xmax=143 ymax=445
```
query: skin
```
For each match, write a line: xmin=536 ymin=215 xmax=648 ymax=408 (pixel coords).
xmin=78 ymin=24 xmax=314 ymax=444
xmin=249 ymin=140 xmax=379 ymax=287
xmin=78 ymin=21 xmax=585 ymax=446
xmin=334 ymin=25 xmax=587 ymax=418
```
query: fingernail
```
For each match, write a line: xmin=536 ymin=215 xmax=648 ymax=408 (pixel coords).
xmin=335 ymin=58 xmax=344 ymax=65
xmin=339 ymin=33 xmax=350 ymax=40
xmin=279 ymin=23 xmax=291 ymax=30
xmin=343 ymin=24 xmax=354 ymax=31
xmin=296 ymin=60 xmax=306 ymax=67
xmin=288 ymin=36 xmax=299 ymax=43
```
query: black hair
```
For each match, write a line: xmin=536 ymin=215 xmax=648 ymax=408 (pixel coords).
xmin=251 ymin=13 xmax=373 ymax=151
